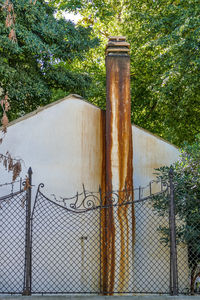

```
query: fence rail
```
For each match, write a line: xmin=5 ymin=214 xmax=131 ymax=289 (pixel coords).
xmin=0 ymin=168 xmax=197 ymax=295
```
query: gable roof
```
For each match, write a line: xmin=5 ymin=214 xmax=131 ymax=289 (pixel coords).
xmin=6 ymin=94 xmax=85 ymax=128
xmin=4 ymin=94 xmax=178 ymax=149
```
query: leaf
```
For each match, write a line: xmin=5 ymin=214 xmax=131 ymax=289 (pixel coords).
xmin=8 ymin=4 xmax=13 ymax=13
xmin=1 ymin=112 xmax=9 ymax=128
xmin=12 ymin=161 xmax=22 ymax=181
xmin=23 ymin=177 xmax=31 ymax=191
xmin=1 ymin=100 xmax=5 ymax=108
xmin=8 ymin=157 xmax=13 ymax=171
xmin=5 ymin=13 xmax=12 ymax=27
xmin=3 ymin=157 xmax=7 ymax=169
xmin=8 ymin=28 xmax=17 ymax=42
xmin=5 ymin=100 xmax=10 ymax=112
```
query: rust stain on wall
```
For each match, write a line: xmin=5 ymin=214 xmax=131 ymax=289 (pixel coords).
xmin=80 ymin=106 xmax=103 ymax=188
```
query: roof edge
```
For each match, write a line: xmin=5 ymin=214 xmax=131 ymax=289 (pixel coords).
xmin=2 ymin=94 xmax=178 ymax=149
xmin=5 ymin=94 xmax=102 ymax=129
xmin=132 ymin=124 xmax=179 ymax=150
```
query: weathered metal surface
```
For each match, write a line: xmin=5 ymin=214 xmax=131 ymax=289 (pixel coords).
xmin=100 ymin=110 xmax=106 ymax=294
xmin=106 ymin=37 xmax=130 ymax=55
xmin=103 ymin=37 xmax=134 ymax=294
xmin=100 ymin=110 xmax=106 ymax=195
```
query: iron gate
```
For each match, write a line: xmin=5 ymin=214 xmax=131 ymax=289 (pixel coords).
xmin=31 ymin=184 xmax=171 ymax=294
xmin=0 ymin=168 xmax=191 ymax=295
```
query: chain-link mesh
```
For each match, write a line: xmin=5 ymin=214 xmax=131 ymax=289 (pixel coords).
xmin=1 ymin=179 xmax=195 ymax=295
xmin=31 ymin=191 xmax=101 ymax=294
xmin=0 ymin=190 xmax=27 ymax=294
xmin=31 ymin=188 xmax=174 ymax=294
xmin=150 ymin=179 xmax=197 ymax=296
xmin=176 ymin=212 xmax=200 ymax=295
xmin=134 ymin=198 xmax=170 ymax=294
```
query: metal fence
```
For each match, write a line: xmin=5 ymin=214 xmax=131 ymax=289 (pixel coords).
xmin=0 ymin=168 xmax=199 ymax=295
xmin=0 ymin=178 xmax=28 ymax=294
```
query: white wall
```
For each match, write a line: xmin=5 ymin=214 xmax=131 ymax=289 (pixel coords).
xmin=132 ymin=124 xmax=180 ymax=189
xmin=132 ymin=125 xmax=188 ymax=292
xmin=0 ymin=95 xmax=189 ymax=293
xmin=0 ymin=95 xmax=104 ymax=200
xmin=0 ymin=95 xmax=180 ymax=199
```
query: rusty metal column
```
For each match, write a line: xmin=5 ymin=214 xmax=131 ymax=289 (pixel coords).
xmin=102 ymin=36 xmax=134 ymax=294
xmin=105 ymin=36 xmax=133 ymax=193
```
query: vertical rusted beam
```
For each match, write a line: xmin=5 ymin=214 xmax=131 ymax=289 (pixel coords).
xmin=106 ymin=36 xmax=133 ymax=193
xmin=100 ymin=110 xmax=106 ymax=294
xmin=102 ymin=36 xmax=134 ymax=294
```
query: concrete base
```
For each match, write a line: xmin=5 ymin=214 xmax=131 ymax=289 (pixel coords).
xmin=1 ymin=295 xmax=200 ymax=300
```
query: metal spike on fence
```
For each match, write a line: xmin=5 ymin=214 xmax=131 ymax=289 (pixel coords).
xmin=149 ymin=181 xmax=152 ymax=196
xmin=82 ymin=183 xmax=86 ymax=198
xmin=99 ymin=185 xmax=102 ymax=206
xmin=139 ymin=186 xmax=141 ymax=200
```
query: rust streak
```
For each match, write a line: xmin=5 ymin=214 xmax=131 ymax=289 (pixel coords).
xmin=103 ymin=37 xmax=135 ymax=294
xmin=100 ymin=109 xmax=107 ymax=294
xmin=103 ymin=53 xmax=116 ymax=295
xmin=105 ymin=59 xmax=116 ymax=294
xmin=117 ymin=56 xmax=134 ymax=291
xmin=100 ymin=110 xmax=106 ymax=195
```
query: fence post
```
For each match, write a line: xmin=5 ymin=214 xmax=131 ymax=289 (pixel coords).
xmin=23 ymin=167 xmax=32 ymax=296
xmin=169 ymin=168 xmax=178 ymax=295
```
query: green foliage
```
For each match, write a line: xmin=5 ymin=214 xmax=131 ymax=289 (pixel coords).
xmin=0 ymin=0 xmax=98 ymax=119
xmin=49 ymin=0 xmax=127 ymax=111
xmin=153 ymin=135 xmax=200 ymax=292
xmin=50 ymin=0 xmax=200 ymax=146
xmin=1 ymin=0 xmax=199 ymax=145
xmin=126 ymin=0 xmax=200 ymax=146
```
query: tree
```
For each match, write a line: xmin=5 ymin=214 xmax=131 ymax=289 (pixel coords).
xmin=0 ymin=0 xmax=98 ymax=120
xmin=49 ymin=0 xmax=126 ymax=108
xmin=152 ymin=135 xmax=200 ymax=294
xmin=126 ymin=0 xmax=200 ymax=146
xmin=0 ymin=0 xmax=98 ymax=180
xmin=50 ymin=0 xmax=200 ymax=146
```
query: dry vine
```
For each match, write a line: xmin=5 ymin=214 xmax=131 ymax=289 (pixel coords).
xmin=30 ymin=0 xmax=37 ymax=4
xmin=0 ymin=152 xmax=22 ymax=181
xmin=0 ymin=0 xmax=22 ymax=181
xmin=1 ymin=0 xmax=17 ymax=136
xmin=2 ymin=0 xmax=17 ymax=42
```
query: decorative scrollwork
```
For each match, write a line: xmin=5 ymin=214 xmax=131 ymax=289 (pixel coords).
xmin=37 ymin=178 xmax=168 ymax=212
xmin=38 ymin=183 xmax=44 ymax=191
xmin=68 ymin=193 xmax=100 ymax=211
